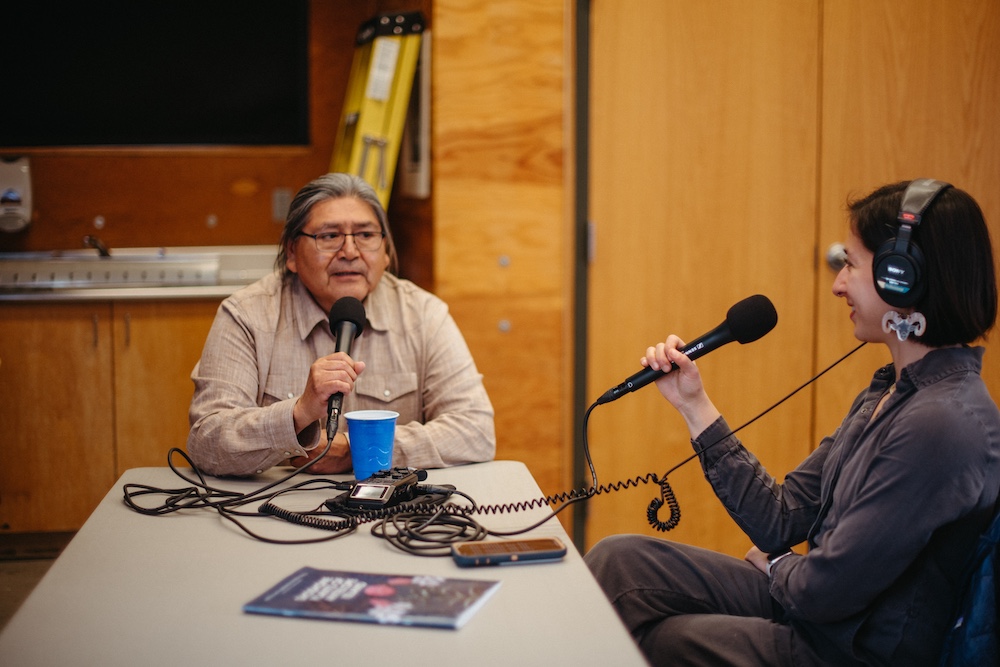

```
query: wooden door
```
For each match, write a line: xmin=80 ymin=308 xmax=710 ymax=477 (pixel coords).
xmin=814 ymin=0 xmax=1000 ymax=444
xmin=587 ymin=1 xmax=821 ymax=555
xmin=0 ymin=302 xmax=116 ymax=531
xmin=113 ymin=300 xmax=220 ymax=474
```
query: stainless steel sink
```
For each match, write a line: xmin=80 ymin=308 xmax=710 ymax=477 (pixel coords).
xmin=0 ymin=245 xmax=277 ymax=290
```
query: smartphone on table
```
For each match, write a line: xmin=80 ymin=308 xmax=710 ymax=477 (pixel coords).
xmin=451 ymin=537 xmax=567 ymax=567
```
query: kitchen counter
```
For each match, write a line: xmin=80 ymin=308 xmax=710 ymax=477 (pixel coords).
xmin=0 ymin=245 xmax=277 ymax=302
xmin=0 ymin=284 xmax=252 ymax=302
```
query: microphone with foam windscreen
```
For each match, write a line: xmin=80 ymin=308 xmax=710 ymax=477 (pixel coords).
xmin=326 ymin=296 xmax=366 ymax=438
xmin=595 ymin=295 xmax=778 ymax=405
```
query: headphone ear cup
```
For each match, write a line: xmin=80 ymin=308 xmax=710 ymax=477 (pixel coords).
xmin=873 ymin=238 xmax=925 ymax=308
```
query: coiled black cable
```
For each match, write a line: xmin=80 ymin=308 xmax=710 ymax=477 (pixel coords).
xmin=647 ymin=478 xmax=682 ymax=531
xmin=258 ymin=501 xmax=356 ymax=532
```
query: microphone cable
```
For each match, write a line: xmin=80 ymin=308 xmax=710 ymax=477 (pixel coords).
xmin=468 ymin=341 xmax=869 ymax=534
xmin=123 ymin=342 xmax=867 ymax=548
xmin=122 ymin=430 xmax=360 ymax=545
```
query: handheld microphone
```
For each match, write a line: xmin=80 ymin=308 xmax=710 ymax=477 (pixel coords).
xmin=596 ymin=294 xmax=778 ymax=405
xmin=326 ymin=296 xmax=366 ymax=438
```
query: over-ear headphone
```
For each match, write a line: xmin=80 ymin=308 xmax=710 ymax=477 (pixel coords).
xmin=872 ymin=178 xmax=951 ymax=308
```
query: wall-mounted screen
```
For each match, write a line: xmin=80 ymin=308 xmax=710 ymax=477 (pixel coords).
xmin=2 ymin=1 xmax=310 ymax=148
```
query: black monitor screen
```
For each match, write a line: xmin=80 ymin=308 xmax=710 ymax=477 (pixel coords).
xmin=2 ymin=1 xmax=310 ymax=147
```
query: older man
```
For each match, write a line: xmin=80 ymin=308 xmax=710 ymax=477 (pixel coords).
xmin=187 ymin=173 xmax=495 ymax=476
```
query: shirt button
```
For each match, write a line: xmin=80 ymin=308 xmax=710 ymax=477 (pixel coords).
xmin=255 ymin=469 xmax=264 ymax=474
xmin=283 ymin=451 xmax=292 ymax=457
xmin=383 ymin=389 xmax=391 ymax=398
xmin=287 ymin=392 xmax=294 ymax=399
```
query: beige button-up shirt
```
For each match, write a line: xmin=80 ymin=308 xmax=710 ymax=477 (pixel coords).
xmin=187 ymin=271 xmax=496 ymax=476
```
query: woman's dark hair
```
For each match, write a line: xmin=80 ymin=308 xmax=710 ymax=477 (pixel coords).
xmin=849 ymin=180 xmax=997 ymax=346
xmin=274 ymin=173 xmax=398 ymax=275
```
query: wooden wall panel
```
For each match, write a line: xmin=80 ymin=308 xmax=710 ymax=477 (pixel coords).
xmin=432 ymin=0 xmax=568 ymax=299
xmin=447 ymin=295 xmax=570 ymax=494
xmin=432 ymin=0 xmax=574 ymax=506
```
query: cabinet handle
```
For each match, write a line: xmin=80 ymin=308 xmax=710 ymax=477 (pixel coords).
xmin=92 ymin=314 xmax=99 ymax=348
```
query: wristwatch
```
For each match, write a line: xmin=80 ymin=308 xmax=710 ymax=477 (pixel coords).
xmin=766 ymin=551 xmax=793 ymax=577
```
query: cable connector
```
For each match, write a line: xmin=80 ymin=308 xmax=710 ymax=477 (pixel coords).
xmin=326 ymin=407 xmax=340 ymax=442
xmin=415 ymin=484 xmax=456 ymax=496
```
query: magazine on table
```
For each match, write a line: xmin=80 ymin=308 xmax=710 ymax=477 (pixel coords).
xmin=243 ymin=567 xmax=501 ymax=630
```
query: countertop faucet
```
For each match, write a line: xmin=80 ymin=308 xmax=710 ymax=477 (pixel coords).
xmin=83 ymin=235 xmax=111 ymax=257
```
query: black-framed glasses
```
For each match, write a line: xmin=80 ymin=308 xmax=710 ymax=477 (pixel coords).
xmin=297 ymin=230 xmax=386 ymax=253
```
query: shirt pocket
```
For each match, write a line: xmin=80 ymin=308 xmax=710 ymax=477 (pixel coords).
xmin=355 ymin=372 xmax=419 ymax=409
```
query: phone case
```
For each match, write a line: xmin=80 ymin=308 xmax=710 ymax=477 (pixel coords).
xmin=451 ymin=538 xmax=567 ymax=567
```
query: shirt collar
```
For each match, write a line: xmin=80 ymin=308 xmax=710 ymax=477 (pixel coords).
xmin=897 ymin=346 xmax=984 ymax=391
xmin=362 ymin=273 xmax=396 ymax=333
xmin=290 ymin=272 xmax=396 ymax=341
xmin=290 ymin=275 xmax=330 ymax=341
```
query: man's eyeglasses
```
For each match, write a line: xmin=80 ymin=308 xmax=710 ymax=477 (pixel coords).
xmin=297 ymin=230 xmax=386 ymax=253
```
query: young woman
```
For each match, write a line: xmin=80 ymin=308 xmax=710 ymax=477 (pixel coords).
xmin=585 ymin=180 xmax=1000 ymax=666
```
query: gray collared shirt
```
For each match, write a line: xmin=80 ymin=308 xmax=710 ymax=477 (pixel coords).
xmin=187 ymin=271 xmax=496 ymax=476
xmin=694 ymin=346 xmax=1000 ymax=664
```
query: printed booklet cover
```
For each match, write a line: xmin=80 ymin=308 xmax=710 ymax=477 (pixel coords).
xmin=244 ymin=567 xmax=501 ymax=630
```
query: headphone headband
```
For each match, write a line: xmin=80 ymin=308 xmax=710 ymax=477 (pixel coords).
xmin=898 ymin=178 xmax=951 ymax=227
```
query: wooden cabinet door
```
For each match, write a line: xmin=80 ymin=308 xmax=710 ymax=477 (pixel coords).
xmin=0 ymin=302 xmax=116 ymax=532
xmin=112 ymin=300 xmax=219 ymax=474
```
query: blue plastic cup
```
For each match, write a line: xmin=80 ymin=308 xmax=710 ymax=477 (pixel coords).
xmin=344 ymin=410 xmax=399 ymax=480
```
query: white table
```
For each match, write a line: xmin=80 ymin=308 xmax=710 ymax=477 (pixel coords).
xmin=0 ymin=461 xmax=648 ymax=666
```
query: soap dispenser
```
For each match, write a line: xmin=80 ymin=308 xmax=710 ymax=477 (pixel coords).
xmin=0 ymin=156 xmax=32 ymax=233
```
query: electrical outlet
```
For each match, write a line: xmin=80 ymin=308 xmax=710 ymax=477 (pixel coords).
xmin=272 ymin=188 xmax=292 ymax=223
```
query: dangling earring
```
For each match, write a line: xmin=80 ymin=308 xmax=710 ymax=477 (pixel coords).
xmin=882 ymin=311 xmax=926 ymax=342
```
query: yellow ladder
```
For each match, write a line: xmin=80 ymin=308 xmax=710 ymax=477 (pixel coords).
xmin=331 ymin=11 xmax=425 ymax=207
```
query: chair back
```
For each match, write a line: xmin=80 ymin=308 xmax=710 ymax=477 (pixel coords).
xmin=939 ymin=506 xmax=1000 ymax=666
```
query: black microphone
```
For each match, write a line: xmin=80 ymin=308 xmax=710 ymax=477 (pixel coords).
xmin=596 ymin=295 xmax=778 ymax=405
xmin=326 ymin=296 xmax=366 ymax=438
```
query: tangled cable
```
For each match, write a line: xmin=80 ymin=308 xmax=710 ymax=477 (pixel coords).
xmin=371 ymin=505 xmax=488 ymax=556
